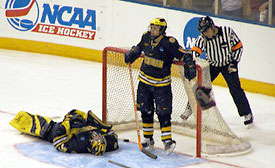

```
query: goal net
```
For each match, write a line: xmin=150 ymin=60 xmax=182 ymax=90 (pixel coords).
xmin=102 ymin=47 xmax=251 ymax=156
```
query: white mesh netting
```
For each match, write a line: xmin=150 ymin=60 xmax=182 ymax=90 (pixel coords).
xmin=102 ymin=47 xmax=251 ymax=156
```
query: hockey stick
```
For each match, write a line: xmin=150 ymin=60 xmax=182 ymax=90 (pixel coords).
xmin=128 ymin=64 xmax=157 ymax=159
xmin=6 ymin=0 xmax=36 ymax=17
xmin=108 ymin=160 xmax=131 ymax=168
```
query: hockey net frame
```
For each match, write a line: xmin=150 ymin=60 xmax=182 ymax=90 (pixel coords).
xmin=102 ymin=47 xmax=251 ymax=157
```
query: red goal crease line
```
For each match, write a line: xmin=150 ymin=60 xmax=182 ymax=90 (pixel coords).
xmin=0 ymin=110 xmax=61 ymax=119
xmin=6 ymin=0 xmax=36 ymax=18
xmin=0 ymin=110 xmax=14 ymax=116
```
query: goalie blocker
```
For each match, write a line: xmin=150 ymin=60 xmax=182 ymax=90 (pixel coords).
xmin=195 ymin=86 xmax=216 ymax=110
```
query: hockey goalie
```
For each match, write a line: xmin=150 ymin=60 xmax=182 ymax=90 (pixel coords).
xmin=10 ymin=109 xmax=119 ymax=156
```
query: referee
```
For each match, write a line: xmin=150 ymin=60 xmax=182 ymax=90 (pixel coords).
xmin=191 ymin=16 xmax=254 ymax=128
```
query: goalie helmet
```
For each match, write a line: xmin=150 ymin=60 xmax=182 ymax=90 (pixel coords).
xmin=88 ymin=131 xmax=107 ymax=156
xmin=198 ymin=16 xmax=214 ymax=33
xmin=149 ymin=18 xmax=167 ymax=37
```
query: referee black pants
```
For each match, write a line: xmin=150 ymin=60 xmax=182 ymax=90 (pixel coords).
xmin=210 ymin=65 xmax=252 ymax=117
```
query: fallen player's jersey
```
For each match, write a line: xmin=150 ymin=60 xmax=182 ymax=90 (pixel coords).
xmin=52 ymin=109 xmax=119 ymax=153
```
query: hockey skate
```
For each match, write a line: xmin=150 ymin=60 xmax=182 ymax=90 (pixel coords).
xmin=164 ymin=140 xmax=176 ymax=155
xmin=244 ymin=113 xmax=254 ymax=129
xmin=141 ymin=138 xmax=154 ymax=151
xmin=180 ymin=103 xmax=192 ymax=120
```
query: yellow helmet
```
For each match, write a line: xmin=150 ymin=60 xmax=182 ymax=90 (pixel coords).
xmin=149 ymin=18 xmax=167 ymax=37
xmin=150 ymin=18 xmax=167 ymax=27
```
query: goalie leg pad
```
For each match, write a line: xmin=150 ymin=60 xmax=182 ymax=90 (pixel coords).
xmin=87 ymin=110 xmax=112 ymax=130
xmin=104 ymin=130 xmax=119 ymax=152
xmin=195 ymin=87 xmax=216 ymax=110
xmin=10 ymin=111 xmax=54 ymax=138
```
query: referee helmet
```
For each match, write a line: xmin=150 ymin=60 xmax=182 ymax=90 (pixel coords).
xmin=198 ymin=16 xmax=214 ymax=33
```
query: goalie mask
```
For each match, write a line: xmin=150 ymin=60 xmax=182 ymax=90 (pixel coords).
xmin=198 ymin=16 xmax=214 ymax=33
xmin=88 ymin=131 xmax=107 ymax=156
xmin=149 ymin=18 xmax=167 ymax=38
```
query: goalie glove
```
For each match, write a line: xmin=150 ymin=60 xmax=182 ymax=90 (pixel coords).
xmin=195 ymin=87 xmax=216 ymax=110
xmin=64 ymin=113 xmax=87 ymax=128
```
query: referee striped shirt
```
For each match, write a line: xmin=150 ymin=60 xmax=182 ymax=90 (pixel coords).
xmin=191 ymin=26 xmax=243 ymax=67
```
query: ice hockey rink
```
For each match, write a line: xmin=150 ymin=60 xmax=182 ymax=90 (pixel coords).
xmin=0 ymin=49 xmax=274 ymax=168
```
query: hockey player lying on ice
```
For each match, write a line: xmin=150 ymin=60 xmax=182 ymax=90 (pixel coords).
xmin=10 ymin=109 xmax=119 ymax=156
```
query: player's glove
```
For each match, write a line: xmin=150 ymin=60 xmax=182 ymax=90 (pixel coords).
xmin=104 ymin=130 xmax=119 ymax=152
xmin=64 ymin=114 xmax=87 ymax=128
xmin=124 ymin=46 xmax=140 ymax=64
xmin=228 ymin=61 xmax=238 ymax=74
xmin=87 ymin=110 xmax=112 ymax=130
xmin=183 ymin=54 xmax=196 ymax=81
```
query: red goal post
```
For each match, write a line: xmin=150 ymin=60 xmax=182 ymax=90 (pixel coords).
xmin=102 ymin=47 xmax=251 ymax=157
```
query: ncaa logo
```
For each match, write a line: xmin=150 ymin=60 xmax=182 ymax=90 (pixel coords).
xmin=183 ymin=17 xmax=206 ymax=59
xmin=5 ymin=0 xmax=39 ymax=31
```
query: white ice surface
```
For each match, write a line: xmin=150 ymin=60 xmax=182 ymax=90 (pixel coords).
xmin=0 ymin=49 xmax=274 ymax=168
